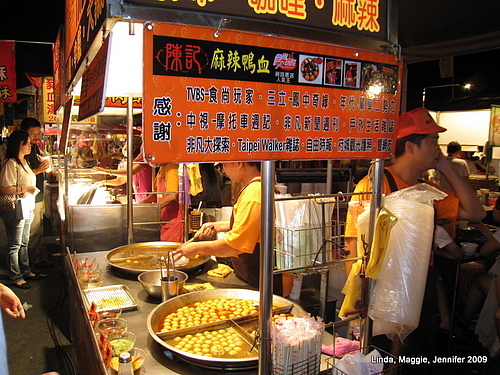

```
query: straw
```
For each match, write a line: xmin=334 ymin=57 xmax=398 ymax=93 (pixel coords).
xmin=196 ymin=201 xmax=202 ymax=212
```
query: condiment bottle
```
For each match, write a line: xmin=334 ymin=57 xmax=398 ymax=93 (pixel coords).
xmin=117 ymin=351 xmax=134 ymax=375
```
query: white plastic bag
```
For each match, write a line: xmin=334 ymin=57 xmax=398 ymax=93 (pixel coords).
xmin=369 ymin=183 xmax=447 ymax=341
xmin=333 ymin=349 xmax=384 ymax=375
xmin=275 ymin=197 xmax=334 ymax=268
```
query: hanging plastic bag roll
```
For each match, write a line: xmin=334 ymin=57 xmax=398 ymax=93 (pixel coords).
xmin=368 ymin=183 xmax=447 ymax=341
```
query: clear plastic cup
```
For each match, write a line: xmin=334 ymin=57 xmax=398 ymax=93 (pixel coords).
xmin=97 ymin=317 xmax=128 ymax=335
xmin=107 ymin=331 xmax=137 ymax=357
xmin=40 ymin=155 xmax=52 ymax=172
xmin=99 ymin=307 xmax=122 ymax=320
xmin=109 ymin=347 xmax=146 ymax=373
xmin=461 ymin=242 xmax=478 ymax=257
xmin=78 ymin=268 xmax=103 ymax=289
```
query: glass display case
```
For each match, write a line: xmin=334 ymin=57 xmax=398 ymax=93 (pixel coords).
xmin=58 ymin=121 xmax=161 ymax=253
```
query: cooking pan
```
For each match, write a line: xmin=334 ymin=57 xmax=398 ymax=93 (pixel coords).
xmin=147 ymin=288 xmax=306 ymax=370
xmin=106 ymin=241 xmax=210 ymax=275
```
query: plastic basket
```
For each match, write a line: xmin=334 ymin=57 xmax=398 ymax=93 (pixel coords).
xmin=275 ymin=224 xmax=332 ymax=269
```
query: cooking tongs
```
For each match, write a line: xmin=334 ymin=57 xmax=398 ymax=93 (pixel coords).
xmin=159 ymin=253 xmax=178 ymax=281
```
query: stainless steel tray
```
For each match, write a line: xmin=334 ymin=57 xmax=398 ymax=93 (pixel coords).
xmin=147 ymin=289 xmax=306 ymax=370
xmin=106 ymin=241 xmax=211 ymax=275
xmin=83 ymin=284 xmax=139 ymax=312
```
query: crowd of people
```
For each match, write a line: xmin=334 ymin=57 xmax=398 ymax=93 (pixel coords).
xmin=0 ymin=121 xmax=49 ymax=289
xmin=0 ymin=118 xmax=60 ymax=375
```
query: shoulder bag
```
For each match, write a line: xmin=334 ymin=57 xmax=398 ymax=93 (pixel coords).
xmin=0 ymin=161 xmax=25 ymax=220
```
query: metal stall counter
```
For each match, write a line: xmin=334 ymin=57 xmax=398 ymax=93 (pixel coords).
xmin=65 ymin=249 xmax=260 ymax=374
xmin=65 ymin=249 xmax=334 ymax=374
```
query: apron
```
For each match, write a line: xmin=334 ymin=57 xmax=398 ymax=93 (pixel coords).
xmin=229 ymin=178 xmax=284 ymax=294
xmin=157 ymin=174 xmax=184 ymax=243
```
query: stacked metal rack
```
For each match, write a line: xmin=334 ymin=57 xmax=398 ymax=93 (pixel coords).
xmin=273 ymin=188 xmax=403 ymax=375
xmin=273 ymin=192 xmax=367 ymax=320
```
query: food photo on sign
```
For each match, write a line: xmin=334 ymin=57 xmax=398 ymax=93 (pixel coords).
xmin=298 ymin=55 xmax=324 ymax=84
xmin=344 ymin=61 xmax=361 ymax=88
xmin=324 ymin=58 xmax=343 ymax=86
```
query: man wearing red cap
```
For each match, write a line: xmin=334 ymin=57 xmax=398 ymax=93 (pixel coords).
xmin=343 ymin=107 xmax=485 ymax=371
xmin=345 ymin=107 xmax=484 ymax=246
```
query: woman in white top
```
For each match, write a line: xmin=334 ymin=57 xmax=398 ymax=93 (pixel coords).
xmin=0 ymin=130 xmax=42 ymax=289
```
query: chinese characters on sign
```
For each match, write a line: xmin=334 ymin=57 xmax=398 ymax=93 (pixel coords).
xmin=78 ymin=34 xmax=110 ymax=121
xmin=143 ymin=23 xmax=401 ymax=163
xmin=64 ymin=0 xmax=107 ymax=93
xmin=42 ymin=77 xmax=57 ymax=124
xmin=128 ymin=0 xmax=386 ymax=39
xmin=0 ymin=41 xmax=17 ymax=103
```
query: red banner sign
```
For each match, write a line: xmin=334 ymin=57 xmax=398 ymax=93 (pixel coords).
xmin=42 ymin=77 xmax=57 ymax=124
xmin=53 ymin=28 xmax=64 ymax=113
xmin=0 ymin=41 xmax=17 ymax=103
xmin=78 ymin=34 xmax=111 ymax=121
xmin=65 ymin=0 xmax=107 ymax=92
xmin=59 ymin=96 xmax=74 ymax=153
xmin=143 ymin=23 xmax=402 ymax=163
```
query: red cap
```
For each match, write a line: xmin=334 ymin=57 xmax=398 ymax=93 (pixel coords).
xmin=397 ymin=108 xmax=446 ymax=139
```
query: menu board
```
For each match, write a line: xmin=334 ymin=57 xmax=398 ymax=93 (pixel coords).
xmin=143 ymin=22 xmax=402 ymax=163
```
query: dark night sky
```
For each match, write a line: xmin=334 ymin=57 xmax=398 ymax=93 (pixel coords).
xmin=406 ymin=49 xmax=500 ymax=110
xmin=0 ymin=0 xmax=65 ymax=88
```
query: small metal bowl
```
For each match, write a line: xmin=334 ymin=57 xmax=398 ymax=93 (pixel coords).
xmin=138 ymin=270 xmax=188 ymax=299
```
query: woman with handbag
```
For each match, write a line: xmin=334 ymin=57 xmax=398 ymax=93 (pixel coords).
xmin=0 ymin=130 xmax=43 ymax=289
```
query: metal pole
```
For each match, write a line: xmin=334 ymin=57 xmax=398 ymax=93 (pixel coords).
xmin=322 ymin=160 xmax=334 ymax=320
xmin=421 ymin=87 xmax=426 ymax=108
xmin=259 ymin=160 xmax=274 ymax=375
xmin=183 ymin=163 xmax=189 ymax=241
xmin=326 ymin=160 xmax=333 ymax=194
xmin=126 ymin=97 xmax=134 ymax=244
xmin=360 ymin=158 xmax=384 ymax=351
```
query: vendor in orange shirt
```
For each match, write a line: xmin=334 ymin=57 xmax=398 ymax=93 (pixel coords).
xmin=343 ymin=108 xmax=485 ymax=368
xmin=345 ymin=108 xmax=485 ymax=267
xmin=173 ymin=161 xmax=291 ymax=296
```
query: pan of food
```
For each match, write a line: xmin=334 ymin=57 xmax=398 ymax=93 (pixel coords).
xmin=106 ymin=242 xmax=210 ymax=275
xmin=147 ymin=288 xmax=306 ymax=370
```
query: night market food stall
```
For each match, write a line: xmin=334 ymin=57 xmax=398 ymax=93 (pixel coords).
xmin=54 ymin=0 xmax=402 ymax=373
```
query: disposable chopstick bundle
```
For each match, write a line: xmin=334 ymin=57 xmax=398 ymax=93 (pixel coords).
xmin=271 ymin=314 xmax=324 ymax=375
